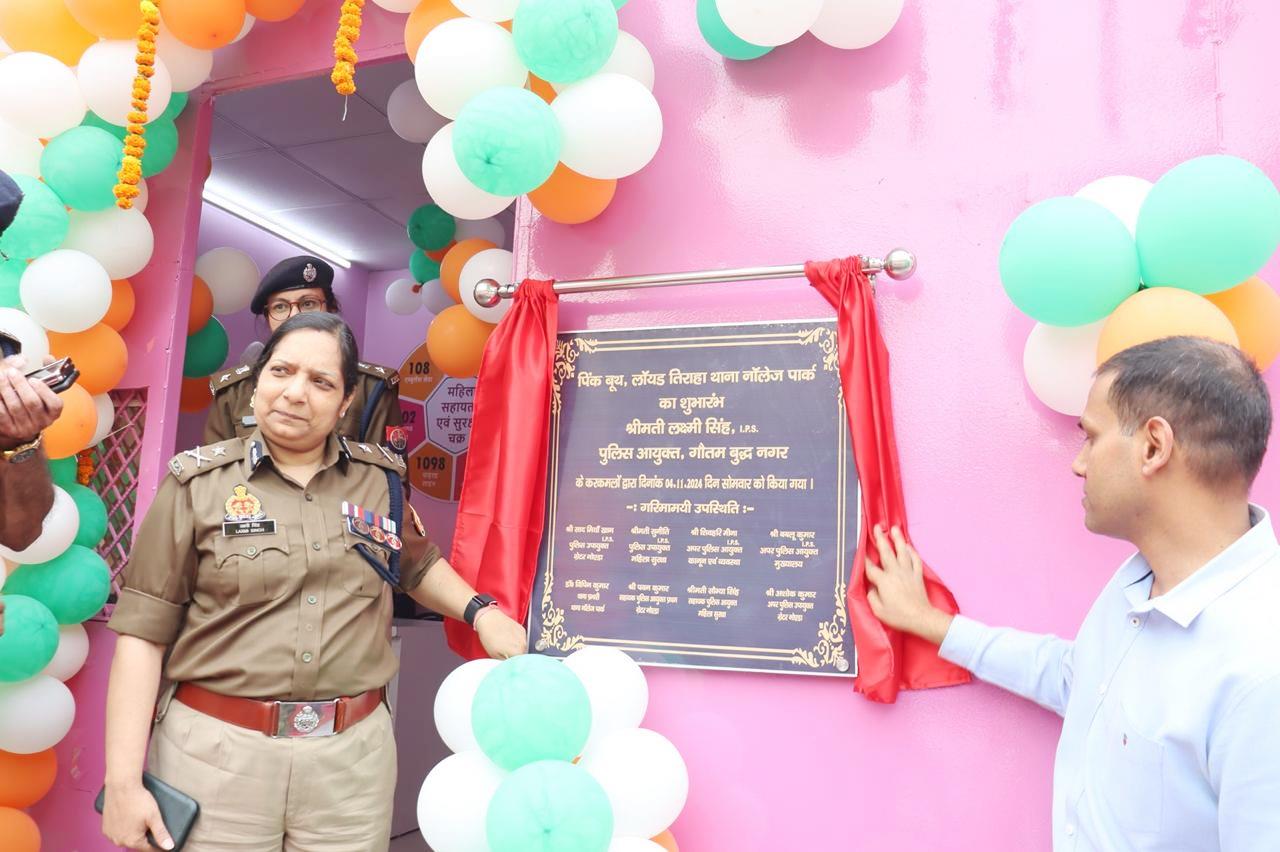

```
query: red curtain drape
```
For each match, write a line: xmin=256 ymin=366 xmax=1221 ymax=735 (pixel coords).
xmin=445 ymin=279 xmax=559 ymax=660
xmin=805 ymin=257 xmax=971 ymax=702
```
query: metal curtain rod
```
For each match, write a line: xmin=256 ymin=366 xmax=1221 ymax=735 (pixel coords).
xmin=471 ymin=248 xmax=917 ymax=308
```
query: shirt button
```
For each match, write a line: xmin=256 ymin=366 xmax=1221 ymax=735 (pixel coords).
xmin=305 ymin=624 xmax=314 ymax=632
xmin=302 ymin=652 xmax=313 ymax=663
xmin=1129 ymin=616 xmax=1141 ymax=628
xmin=312 ymin=542 xmax=322 ymax=551
xmin=305 ymin=493 xmax=314 ymax=502
xmin=1065 ymin=824 xmax=1076 ymax=837
xmin=307 ymin=595 xmax=318 ymax=605
xmin=246 ymin=546 xmax=257 ymax=556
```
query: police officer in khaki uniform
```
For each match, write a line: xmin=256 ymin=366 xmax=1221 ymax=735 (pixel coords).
xmin=101 ymin=313 xmax=525 ymax=851
xmin=204 ymin=256 xmax=407 ymax=451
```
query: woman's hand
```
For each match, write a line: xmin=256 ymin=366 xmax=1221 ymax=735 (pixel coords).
xmin=474 ymin=608 xmax=528 ymax=660
xmin=101 ymin=782 xmax=175 ymax=850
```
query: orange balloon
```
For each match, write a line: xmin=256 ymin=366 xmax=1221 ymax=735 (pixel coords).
xmin=0 ymin=749 xmax=56 ymax=809
xmin=179 ymin=375 xmax=214 ymax=413
xmin=405 ymin=0 xmax=464 ymax=61
xmin=0 ymin=0 xmax=96 ymax=65
xmin=1206 ymin=276 xmax=1280 ymax=371
xmin=499 ymin=19 xmax=512 ymax=32
xmin=0 ymin=807 xmax=39 ymax=852
xmin=651 ymin=830 xmax=679 ymax=852
xmin=65 ymin=0 xmax=143 ymax=39
xmin=245 ymin=0 xmax=305 ymax=22
xmin=440 ymin=239 xmax=496 ymax=302
xmin=189 ymin=274 xmax=214 ymax=333
xmin=426 ymin=305 xmax=495 ymax=378
xmin=47 ymin=324 xmax=129 ymax=396
xmin=44 ymin=383 xmax=97 ymax=459
xmin=528 ymin=75 xmax=556 ymax=104
xmin=425 ymin=241 xmax=455 ymax=263
xmin=102 ymin=278 xmax=136 ymax=332
xmin=161 ymin=0 xmax=247 ymax=50
xmin=529 ymin=163 xmax=617 ymax=225
xmin=1097 ymin=288 xmax=1240 ymax=366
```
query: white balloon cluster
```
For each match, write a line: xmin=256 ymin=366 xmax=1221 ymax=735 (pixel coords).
xmin=196 ymin=246 xmax=262 ymax=316
xmin=717 ymin=0 xmax=904 ymax=51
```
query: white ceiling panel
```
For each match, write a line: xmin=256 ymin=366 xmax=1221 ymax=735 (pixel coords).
xmin=273 ymin=202 xmax=409 ymax=269
xmin=215 ymin=74 xmax=390 ymax=148
xmin=351 ymin=61 xmax=413 ymax=117
xmin=209 ymin=115 xmax=268 ymax=158
xmin=370 ymin=195 xmax=429 ymax=227
xmin=206 ymin=150 xmax=352 ymax=211
xmin=285 ymin=131 xmax=426 ymax=199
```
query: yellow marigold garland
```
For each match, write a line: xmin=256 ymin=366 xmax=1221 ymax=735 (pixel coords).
xmin=331 ymin=0 xmax=365 ymax=96
xmin=76 ymin=449 xmax=95 ymax=486
xmin=114 ymin=0 xmax=160 ymax=210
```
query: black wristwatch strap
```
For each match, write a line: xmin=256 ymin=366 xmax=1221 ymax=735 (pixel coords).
xmin=464 ymin=594 xmax=497 ymax=626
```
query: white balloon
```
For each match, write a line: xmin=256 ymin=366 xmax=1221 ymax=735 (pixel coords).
xmin=433 ymin=658 xmax=501 ymax=754
xmin=232 ymin=14 xmax=256 ymax=43
xmin=553 ymin=31 xmax=654 ymax=93
xmin=238 ymin=340 xmax=265 ymax=366
xmin=387 ymin=79 xmax=447 ymax=144
xmin=372 ymin=0 xmax=419 ymax=11
xmin=157 ymin=24 xmax=214 ymax=92
xmin=42 ymin=624 xmax=90 ymax=682
xmin=459 ymin=248 xmax=513 ymax=324
xmin=385 ymin=277 xmax=422 ymax=315
xmin=563 ymin=647 xmax=648 ymax=750
xmin=196 ymin=247 xmax=261 ymax=315
xmin=0 ymin=486 xmax=79 ymax=565
xmin=0 ymin=308 xmax=49 ymax=365
xmin=580 ymin=729 xmax=688 ymax=839
xmin=0 ymin=53 xmax=86 ymax=139
xmin=417 ymin=751 xmax=506 ymax=852
xmin=77 ymin=41 xmax=173 ymax=126
xmin=19 ymin=250 xmax=113 ymax=334
xmin=414 ymin=19 xmax=528 ymax=120
xmin=1022 ymin=321 xmax=1106 ymax=417
xmin=810 ymin=0 xmax=905 ymax=50
xmin=0 ymin=119 xmax=43 ymax=177
xmin=422 ymin=124 xmax=515 ymax=220
xmin=716 ymin=0 xmax=824 ymax=46
xmin=135 ymin=178 xmax=150 ymax=214
xmin=609 ymin=841 xmax=665 ymax=852
xmin=0 ymin=675 xmax=76 ymax=754
xmin=552 ymin=73 xmax=663 ymax=180
xmin=1075 ymin=175 xmax=1153 ymax=238
xmin=61 ymin=208 xmax=155 ymax=281
xmin=451 ymin=0 xmax=520 ymax=22
xmin=454 ymin=217 xmax=506 ymax=247
xmin=421 ymin=279 xmax=455 ymax=315
xmin=89 ymin=393 xmax=116 ymax=447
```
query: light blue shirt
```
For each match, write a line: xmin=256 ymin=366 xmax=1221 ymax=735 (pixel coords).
xmin=940 ymin=506 xmax=1280 ymax=851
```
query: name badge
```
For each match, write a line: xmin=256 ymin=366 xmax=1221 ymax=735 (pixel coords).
xmin=223 ymin=519 xmax=278 ymax=537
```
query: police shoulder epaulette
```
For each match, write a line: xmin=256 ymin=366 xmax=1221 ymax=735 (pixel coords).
xmin=340 ymin=437 xmax=407 ymax=474
xmin=166 ymin=439 xmax=245 ymax=483
xmin=357 ymin=361 xmax=400 ymax=387
xmin=209 ymin=363 xmax=254 ymax=394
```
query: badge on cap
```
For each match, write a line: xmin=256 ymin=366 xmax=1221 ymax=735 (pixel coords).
xmin=386 ymin=426 xmax=408 ymax=452
xmin=303 ymin=263 xmax=318 ymax=284
xmin=223 ymin=484 xmax=277 ymax=536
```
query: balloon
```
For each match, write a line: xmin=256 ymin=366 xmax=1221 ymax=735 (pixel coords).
xmin=162 ymin=0 xmax=248 ymax=50
xmin=415 ymin=19 xmax=527 ymax=121
xmin=0 ymin=308 xmax=48 ymax=364
xmin=185 ymin=316 xmax=230 ymax=378
xmin=1074 ymin=175 xmax=1152 ymax=238
xmin=102 ymin=278 xmax=136 ymax=332
xmin=179 ymin=375 xmax=214 ymax=413
xmin=527 ymin=73 xmax=557 ymax=103
xmin=0 ymin=0 xmax=95 ymax=65
xmin=48 ymin=456 xmax=78 ymax=488
xmin=472 ymin=654 xmax=591 ymax=769
xmin=529 ymin=163 xmax=616 ymax=225
xmin=1022 ymin=321 xmax=1106 ymax=417
xmin=385 ymin=278 xmax=421 ymax=315
xmin=459 ymin=248 xmax=514 ymax=323
xmin=372 ymin=0 xmax=419 ymax=11
xmin=408 ymin=203 xmax=456 ymax=251
xmin=43 ymin=385 xmax=96 ymax=460
xmin=717 ymin=0 xmax=823 ymax=46
xmin=453 ymin=0 xmax=519 ymax=21
xmin=405 ymin=0 xmax=465 ymax=61
xmin=78 ymin=40 xmax=173 ymax=126
xmin=188 ymin=274 xmax=214 ymax=333
xmin=42 ymin=623 xmax=90 ymax=682
xmin=66 ymin=0 xmax=143 ymax=39
xmin=810 ymin=0 xmax=904 ymax=49
xmin=0 ymin=595 xmax=59 ymax=682
xmin=426 ymin=241 xmax=455 ymax=263
xmin=0 ymin=174 xmax=69 ymax=260
xmin=0 ymin=748 xmax=56 ymax=809
xmin=157 ymin=24 xmax=215 ymax=92
xmin=0 ymin=259 xmax=20 ymax=309
xmin=579 ymin=728 xmax=688 ymax=839
xmin=161 ymin=90 xmax=190 ymax=123
xmin=0 ymin=675 xmax=75 ymax=753
xmin=62 ymin=207 xmax=155 ymax=280
xmin=20 ymin=250 xmax=113 ymax=334
xmin=196 ymin=247 xmax=260 ymax=315
xmin=426 ymin=306 xmax=495 ymax=379
xmin=1097 ymin=288 xmax=1239 ymax=365
xmin=40 ymin=127 xmax=122 ymax=211
xmin=453 ymin=87 xmax=560 ymax=196
xmin=0 ymin=486 xmax=77 ymax=565
xmin=88 ymin=392 xmax=114 ymax=447
xmin=0 ymin=120 xmax=42 ymax=177
xmin=417 ymin=750 xmax=506 ymax=852
xmin=422 ymin=124 xmax=516 ymax=220
xmin=244 ymin=0 xmax=306 ymax=23
xmin=563 ymin=647 xmax=648 ymax=750
xmin=134 ymin=177 xmax=150 ymax=212
xmin=486 ymin=761 xmax=613 ymax=852
xmin=441 ymin=238 xmax=497 ymax=302
xmin=1136 ymin=155 xmax=1280 ymax=294
xmin=0 ymin=806 xmax=39 ymax=852
xmin=421 ymin=279 xmax=455 ymax=314
xmin=81 ymin=113 xmax=180 ymax=177
xmin=65 ymin=483 xmax=108 ymax=548
xmin=998 ymin=196 xmax=1140 ymax=326
xmin=1205 ymin=276 xmax=1280 ymax=371
xmin=696 ymin=0 xmax=772 ymax=61
xmin=232 ymin=13 xmax=256 ymax=42
xmin=47 ymin=325 xmax=127 ymax=395
xmin=513 ymin=0 xmax=618 ymax=84
xmin=0 ymin=53 xmax=86 ymax=139
xmin=651 ymin=830 xmax=679 ymax=852
xmin=593 ymin=30 xmax=654 ymax=90
xmin=455 ymin=217 xmax=506 ymax=247
xmin=238 ymin=339 xmax=265 ymax=367
xmin=610 ymin=841 xmax=665 ymax=852
xmin=387 ymin=79 xmax=447 ymax=144
xmin=552 ymin=73 xmax=663 ymax=180
xmin=434 ymin=658 xmax=502 ymax=753
xmin=3 ymin=545 xmax=111 ymax=624
xmin=411 ymin=251 xmax=443 ymax=285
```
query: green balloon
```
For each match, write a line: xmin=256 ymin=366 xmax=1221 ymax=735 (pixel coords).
xmin=612 ymin=0 xmax=628 ymax=7
xmin=407 ymin=204 xmax=455 ymax=252
xmin=472 ymin=654 xmax=592 ymax=770
xmin=80 ymin=113 xmax=179 ymax=178
xmin=410 ymin=251 xmax=441 ymax=285
xmin=0 ymin=175 xmax=70 ymax=260
xmin=486 ymin=761 xmax=613 ymax=852
xmin=1136 ymin=155 xmax=1280 ymax=294
xmin=0 ymin=257 xmax=23 ymax=309
xmin=66 ymin=483 xmax=108 ymax=549
xmin=161 ymin=91 xmax=190 ymax=123
xmin=0 ymin=595 xmax=59 ymax=682
xmin=48 ymin=456 xmax=79 ymax=488
xmin=3 ymin=545 xmax=111 ymax=625
xmin=41 ymin=127 xmax=125 ymax=211
xmin=184 ymin=316 xmax=229 ymax=378
xmin=696 ymin=0 xmax=773 ymax=61
xmin=514 ymin=0 xmax=618 ymax=84
xmin=453 ymin=87 xmax=561 ymax=196
xmin=999 ymin=196 xmax=1140 ymax=326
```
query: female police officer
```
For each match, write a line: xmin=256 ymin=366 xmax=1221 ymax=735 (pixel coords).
xmin=102 ymin=313 xmax=524 ymax=851
xmin=203 ymin=256 xmax=406 ymax=450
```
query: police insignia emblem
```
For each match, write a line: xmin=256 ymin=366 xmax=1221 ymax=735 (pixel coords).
xmin=303 ymin=263 xmax=318 ymax=283
xmin=222 ymin=485 xmax=276 ymax=536
xmin=386 ymin=426 xmax=408 ymax=452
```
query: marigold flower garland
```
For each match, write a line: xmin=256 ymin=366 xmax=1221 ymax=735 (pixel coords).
xmin=76 ymin=449 xmax=96 ymax=486
xmin=331 ymin=0 xmax=365 ymax=96
xmin=114 ymin=0 xmax=160 ymax=210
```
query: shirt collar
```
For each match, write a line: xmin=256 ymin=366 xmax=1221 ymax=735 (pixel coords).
xmin=242 ymin=429 xmax=345 ymax=478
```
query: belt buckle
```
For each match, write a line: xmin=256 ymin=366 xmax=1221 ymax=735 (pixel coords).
xmin=273 ymin=699 xmax=338 ymax=738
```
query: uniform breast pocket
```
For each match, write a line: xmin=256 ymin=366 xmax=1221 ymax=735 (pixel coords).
xmin=1102 ymin=707 xmax=1164 ymax=834
xmin=212 ymin=534 xmax=293 ymax=606
xmin=339 ymin=527 xmax=391 ymax=599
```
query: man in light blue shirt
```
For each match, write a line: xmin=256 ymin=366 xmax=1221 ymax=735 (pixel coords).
xmin=866 ymin=336 xmax=1279 ymax=851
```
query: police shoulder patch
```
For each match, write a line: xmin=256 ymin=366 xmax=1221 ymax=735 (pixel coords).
xmin=358 ymin=361 xmax=400 ymax=387
xmin=167 ymin=439 xmax=244 ymax=483
xmin=210 ymin=363 xmax=255 ymax=393
xmin=343 ymin=439 xmax=407 ymax=474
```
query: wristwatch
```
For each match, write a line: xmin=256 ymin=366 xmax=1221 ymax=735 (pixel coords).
xmin=463 ymin=594 xmax=498 ymax=627
xmin=0 ymin=434 xmax=41 ymax=464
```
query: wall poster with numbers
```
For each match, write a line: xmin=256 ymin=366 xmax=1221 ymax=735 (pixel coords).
xmin=397 ymin=341 xmax=475 ymax=502
xmin=528 ymin=320 xmax=860 ymax=676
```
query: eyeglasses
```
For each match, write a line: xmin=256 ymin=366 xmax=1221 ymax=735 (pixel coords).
xmin=266 ymin=297 xmax=327 ymax=321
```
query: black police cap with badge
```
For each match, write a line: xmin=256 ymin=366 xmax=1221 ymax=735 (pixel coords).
xmin=249 ymin=255 xmax=337 ymax=316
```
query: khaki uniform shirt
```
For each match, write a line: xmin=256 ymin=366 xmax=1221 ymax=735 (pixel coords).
xmin=0 ymin=448 xmax=53 ymax=552
xmin=203 ymin=361 xmax=404 ymax=447
xmin=107 ymin=432 xmax=440 ymax=700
